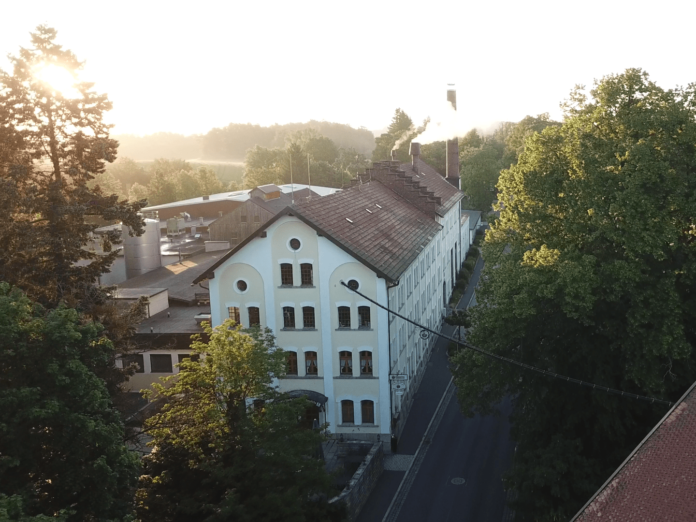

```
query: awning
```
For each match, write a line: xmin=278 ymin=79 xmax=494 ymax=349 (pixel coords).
xmin=286 ymin=389 xmax=328 ymax=405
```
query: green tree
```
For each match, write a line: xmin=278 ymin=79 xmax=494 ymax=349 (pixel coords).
xmin=372 ymin=109 xmax=418 ymax=162
xmin=0 ymin=284 xmax=139 ymax=520
xmin=420 ymin=141 xmax=447 ymax=175
xmin=194 ymin=165 xmax=225 ymax=195
xmin=128 ymin=181 xmax=149 ymax=203
xmin=105 ymin=156 xmax=149 ymax=190
xmin=452 ymin=69 xmax=696 ymax=521
xmin=502 ymin=113 xmax=560 ymax=166
xmin=243 ymin=145 xmax=286 ymax=188
xmin=174 ymin=170 xmax=201 ymax=200
xmin=444 ymin=309 xmax=471 ymax=339
xmin=87 ymin=171 xmax=124 ymax=198
xmin=459 ymin=143 xmax=502 ymax=211
xmin=0 ymin=25 xmax=145 ymax=309
xmin=136 ymin=321 xmax=345 ymax=522
xmin=146 ymin=169 xmax=179 ymax=205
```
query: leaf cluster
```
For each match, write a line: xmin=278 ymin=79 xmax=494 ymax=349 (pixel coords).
xmin=453 ymin=69 xmax=696 ymax=520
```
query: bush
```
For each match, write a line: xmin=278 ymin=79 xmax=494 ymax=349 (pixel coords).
xmin=473 ymin=235 xmax=484 ymax=247
xmin=456 ymin=277 xmax=468 ymax=290
xmin=449 ymin=289 xmax=463 ymax=305
xmin=464 ymin=258 xmax=476 ymax=272
xmin=468 ymin=247 xmax=480 ymax=259
xmin=459 ymin=267 xmax=471 ymax=280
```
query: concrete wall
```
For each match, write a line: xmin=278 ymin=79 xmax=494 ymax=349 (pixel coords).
xmin=330 ymin=443 xmax=384 ymax=521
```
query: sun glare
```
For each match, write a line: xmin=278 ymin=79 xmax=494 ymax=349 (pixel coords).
xmin=34 ymin=63 xmax=80 ymax=98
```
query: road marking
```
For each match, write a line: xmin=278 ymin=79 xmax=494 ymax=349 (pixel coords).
xmin=382 ymin=377 xmax=456 ymax=522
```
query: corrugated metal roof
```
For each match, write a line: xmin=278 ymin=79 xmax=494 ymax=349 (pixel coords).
xmin=572 ymin=381 xmax=696 ymax=522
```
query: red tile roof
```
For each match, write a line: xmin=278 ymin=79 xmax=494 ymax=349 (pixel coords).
xmin=572 ymin=380 xmax=696 ymax=522
xmin=294 ymin=181 xmax=442 ymax=281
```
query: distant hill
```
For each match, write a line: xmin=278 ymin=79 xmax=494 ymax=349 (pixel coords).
xmin=113 ymin=121 xmax=375 ymax=162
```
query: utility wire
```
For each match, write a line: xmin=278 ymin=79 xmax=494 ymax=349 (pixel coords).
xmin=341 ymin=281 xmax=673 ymax=407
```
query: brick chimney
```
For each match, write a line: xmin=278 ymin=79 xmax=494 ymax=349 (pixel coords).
xmin=446 ymin=85 xmax=460 ymax=189
xmin=391 ymin=149 xmax=398 ymax=161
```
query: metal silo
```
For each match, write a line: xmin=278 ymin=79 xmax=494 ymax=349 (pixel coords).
xmin=122 ymin=218 xmax=162 ymax=279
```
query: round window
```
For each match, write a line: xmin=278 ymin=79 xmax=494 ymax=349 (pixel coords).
xmin=289 ymin=238 xmax=301 ymax=251
xmin=236 ymin=280 xmax=248 ymax=292
xmin=347 ymin=279 xmax=359 ymax=291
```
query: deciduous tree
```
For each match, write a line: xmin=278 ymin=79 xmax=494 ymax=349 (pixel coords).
xmin=136 ymin=321 xmax=345 ymax=521
xmin=452 ymin=69 xmax=696 ymax=521
xmin=0 ymin=284 xmax=139 ymax=520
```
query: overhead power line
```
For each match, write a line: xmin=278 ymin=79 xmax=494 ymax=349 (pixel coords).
xmin=340 ymin=281 xmax=673 ymax=407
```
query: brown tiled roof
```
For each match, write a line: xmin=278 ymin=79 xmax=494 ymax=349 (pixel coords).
xmin=294 ymin=181 xmax=442 ymax=281
xmin=572 ymin=381 xmax=696 ymax=522
xmin=399 ymin=158 xmax=464 ymax=212
xmin=194 ymin=180 xmax=442 ymax=284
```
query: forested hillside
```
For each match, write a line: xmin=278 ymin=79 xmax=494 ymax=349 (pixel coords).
xmin=114 ymin=121 xmax=375 ymax=162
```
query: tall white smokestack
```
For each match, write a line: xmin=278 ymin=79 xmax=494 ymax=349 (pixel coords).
xmin=446 ymin=85 xmax=460 ymax=189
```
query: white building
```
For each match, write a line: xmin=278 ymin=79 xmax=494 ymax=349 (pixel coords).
xmin=193 ymin=147 xmax=465 ymax=444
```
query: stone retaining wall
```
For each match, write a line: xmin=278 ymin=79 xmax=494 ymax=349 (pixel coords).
xmin=330 ymin=442 xmax=384 ymax=521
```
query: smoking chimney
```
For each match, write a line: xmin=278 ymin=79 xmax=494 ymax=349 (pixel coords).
xmin=391 ymin=149 xmax=398 ymax=161
xmin=409 ymin=142 xmax=421 ymax=169
xmin=445 ymin=84 xmax=460 ymax=189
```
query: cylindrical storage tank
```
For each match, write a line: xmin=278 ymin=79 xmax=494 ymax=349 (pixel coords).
xmin=122 ymin=218 xmax=162 ymax=279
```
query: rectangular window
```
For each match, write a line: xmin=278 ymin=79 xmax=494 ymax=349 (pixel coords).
xmin=280 ymin=263 xmax=293 ymax=286
xmin=248 ymin=306 xmax=260 ymax=327
xmin=339 ymin=351 xmax=353 ymax=375
xmin=254 ymin=214 xmax=260 ymax=223
xmin=177 ymin=353 xmax=200 ymax=364
xmin=287 ymin=351 xmax=298 ymax=375
xmin=361 ymin=400 xmax=375 ymax=424
xmin=341 ymin=400 xmax=354 ymax=424
xmin=302 ymin=306 xmax=315 ymax=329
xmin=231 ymin=230 xmax=238 ymax=240
xmin=305 ymin=351 xmax=318 ymax=375
xmin=358 ymin=306 xmax=371 ymax=329
xmin=283 ymin=306 xmax=295 ymax=329
xmin=123 ymin=354 xmax=144 ymax=373
xmin=228 ymin=306 xmax=241 ymax=324
xmin=300 ymin=263 xmax=313 ymax=286
xmin=150 ymin=354 xmax=173 ymax=373
xmin=360 ymin=351 xmax=373 ymax=375
xmin=338 ymin=306 xmax=351 ymax=328
xmin=241 ymin=214 xmax=247 ymax=223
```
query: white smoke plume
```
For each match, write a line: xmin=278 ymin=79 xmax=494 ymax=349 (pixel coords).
xmin=391 ymin=123 xmax=416 ymax=151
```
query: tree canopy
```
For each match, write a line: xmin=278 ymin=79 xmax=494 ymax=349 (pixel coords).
xmin=452 ymin=69 xmax=696 ymax=520
xmin=136 ymin=320 xmax=345 ymax=522
xmin=0 ymin=284 xmax=139 ymax=520
xmin=0 ymin=25 xmax=146 ymax=310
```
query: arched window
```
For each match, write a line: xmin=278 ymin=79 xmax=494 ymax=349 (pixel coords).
xmin=300 ymin=263 xmax=313 ymax=286
xmin=360 ymin=351 xmax=373 ymax=375
xmin=286 ymin=351 xmax=298 ymax=375
xmin=341 ymin=400 xmax=354 ymax=424
xmin=248 ymin=307 xmax=260 ymax=327
xmin=339 ymin=351 xmax=353 ymax=375
xmin=280 ymin=263 xmax=293 ymax=286
xmin=305 ymin=351 xmax=318 ymax=375
xmin=358 ymin=306 xmax=371 ymax=329
xmin=338 ymin=306 xmax=351 ymax=328
xmin=283 ymin=306 xmax=295 ymax=329
xmin=302 ymin=306 xmax=315 ymax=329
xmin=361 ymin=400 xmax=375 ymax=424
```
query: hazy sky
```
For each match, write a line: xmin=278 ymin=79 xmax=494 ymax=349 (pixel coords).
xmin=2 ymin=0 xmax=695 ymax=137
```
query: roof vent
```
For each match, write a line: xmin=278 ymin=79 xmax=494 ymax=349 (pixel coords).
xmin=202 ymin=195 xmax=210 ymax=200
xmin=346 ymin=218 xmax=354 ymax=224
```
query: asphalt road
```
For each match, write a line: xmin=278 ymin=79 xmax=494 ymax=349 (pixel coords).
xmin=357 ymin=253 xmax=516 ymax=522
xmin=396 ymin=396 xmax=514 ymax=522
